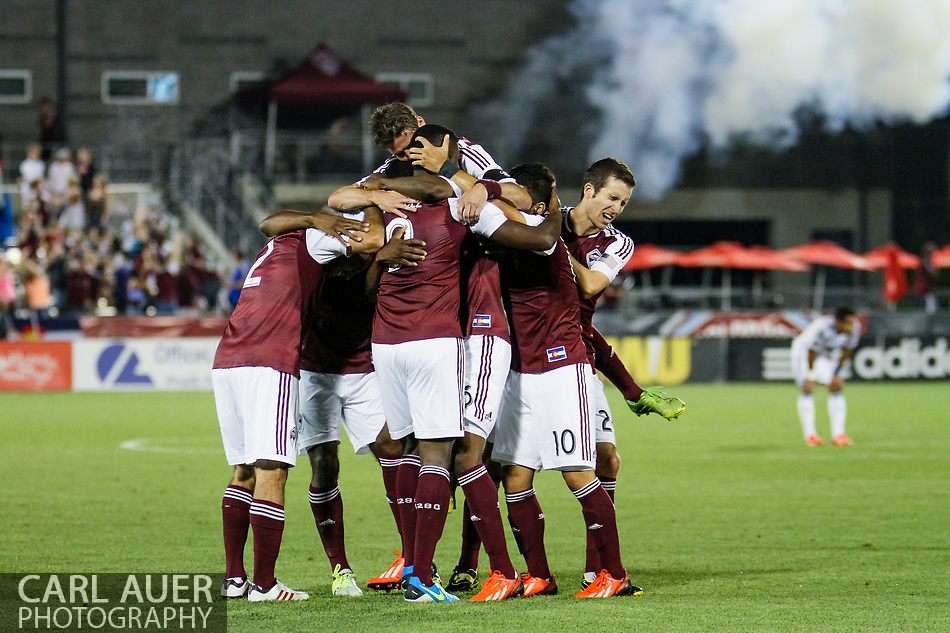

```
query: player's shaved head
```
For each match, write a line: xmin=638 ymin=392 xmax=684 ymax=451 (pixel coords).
xmin=835 ymin=306 xmax=855 ymax=322
xmin=409 ymin=124 xmax=459 ymax=169
xmin=510 ymin=163 xmax=555 ymax=207
xmin=583 ymin=157 xmax=636 ymax=194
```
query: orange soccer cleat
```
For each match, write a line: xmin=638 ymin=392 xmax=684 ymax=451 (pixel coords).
xmin=572 ymin=570 xmax=643 ymax=599
xmin=519 ymin=572 xmax=558 ymax=597
xmin=469 ymin=570 xmax=524 ymax=602
xmin=832 ymin=433 xmax=853 ymax=446
xmin=366 ymin=550 xmax=404 ymax=592
xmin=805 ymin=434 xmax=825 ymax=447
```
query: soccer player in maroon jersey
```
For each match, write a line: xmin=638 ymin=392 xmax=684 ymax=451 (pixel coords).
xmin=490 ymin=163 xmax=642 ymax=599
xmin=212 ymin=212 xmax=383 ymax=602
xmin=257 ymin=211 xmax=427 ymax=596
xmin=560 ymin=157 xmax=686 ymax=588
xmin=366 ymin=124 xmax=562 ymax=603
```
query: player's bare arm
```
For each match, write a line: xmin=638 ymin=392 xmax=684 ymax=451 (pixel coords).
xmin=408 ymin=136 xmax=532 ymax=213
xmin=804 ymin=348 xmax=819 ymax=393
xmin=568 ymin=254 xmax=612 ymax=299
xmin=362 ymin=172 xmax=454 ymax=203
xmin=259 ymin=209 xmax=369 ymax=243
xmin=348 ymin=207 xmax=385 ymax=255
xmin=364 ymin=226 xmax=427 ymax=298
xmin=487 ymin=203 xmax=561 ymax=252
xmin=326 ymin=184 xmax=420 ymax=218
xmin=830 ymin=347 xmax=854 ymax=390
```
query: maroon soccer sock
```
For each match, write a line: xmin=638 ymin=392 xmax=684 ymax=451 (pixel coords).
xmin=379 ymin=457 xmax=403 ymax=538
xmin=459 ymin=465 xmax=517 ymax=579
xmin=599 ymin=476 xmax=617 ymax=503
xmin=591 ymin=327 xmax=643 ymax=401
xmin=308 ymin=485 xmax=350 ymax=571
xmin=249 ymin=500 xmax=285 ymax=590
xmin=505 ymin=488 xmax=551 ymax=579
xmin=395 ymin=455 xmax=421 ymax=566
xmin=584 ymin=515 xmax=603 ymax=574
xmin=457 ymin=499 xmax=482 ymax=571
xmin=221 ymin=485 xmax=252 ymax=579
xmin=412 ymin=465 xmax=452 ymax=585
xmin=573 ymin=480 xmax=625 ymax=579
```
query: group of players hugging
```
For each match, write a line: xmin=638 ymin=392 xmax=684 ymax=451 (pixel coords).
xmin=211 ymin=102 xmax=686 ymax=604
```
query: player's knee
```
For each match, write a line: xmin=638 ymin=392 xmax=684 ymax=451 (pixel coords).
xmin=828 ymin=383 xmax=843 ymax=393
xmin=233 ymin=464 xmax=255 ymax=484
xmin=307 ymin=443 xmax=340 ymax=474
xmin=254 ymin=459 xmax=289 ymax=477
xmin=501 ymin=465 xmax=534 ymax=494
xmin=372 ymin=436 xmax=403 ymax=461
xmin=561 ymin=468 xmax=596 ymax=491
xmin=596 ymin=446 xmax=621 ymax=478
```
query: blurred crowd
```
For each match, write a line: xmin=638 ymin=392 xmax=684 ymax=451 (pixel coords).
xmin=0 ymin=144 xmax=227 ymax=334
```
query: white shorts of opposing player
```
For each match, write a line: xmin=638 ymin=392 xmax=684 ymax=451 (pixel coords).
xmin=492 ymin=363 xmax=597 ymax=471
xmin=463 ymin=334 xmax=511 ymax=441
xmin=372 ymin=337 xmax=466 ymax=441
xmin=297 ymin=371 xmax=386 ymax=455
xmin=790 ymin=344 xmax=848 ymax=440
xmin=212 ymin=367 xmax=299 ymax=466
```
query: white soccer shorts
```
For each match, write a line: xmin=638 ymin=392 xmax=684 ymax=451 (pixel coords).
xmin=297 ymin=370 xmax=386 ymax=455
xmin=372 ymin=337 xmax=465 ymax=441
xmin=492 ymin=362 xmax=596 ymax=472
xmin=463 ymin=334 xmax=511 ymax=440
xmin=791 ymin=344 xmax=836 ymax=387
xmin=212 ymin=366 xmax=298 ymax=467
xmin=590 ymin=373 xmax=617 ymax=446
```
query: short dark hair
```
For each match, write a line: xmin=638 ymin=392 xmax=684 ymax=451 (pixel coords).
xmin=510 ymin=163 xmax=555 ymax=207
xmin=408 ymin=124 xmax=458 ymax=166
xmin=369 ymin=102 xmax=419 ymax=147
xmin=835 ymin=306 xmax=855 ymax=322
xmin=583 ymin=157 xmax=636 ymax=193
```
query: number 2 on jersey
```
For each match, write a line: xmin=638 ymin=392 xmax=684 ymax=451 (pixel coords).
xmin=243 ymin=241 xmax=274 ymax=289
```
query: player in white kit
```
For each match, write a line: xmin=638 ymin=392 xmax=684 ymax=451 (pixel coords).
xmin=791 ymin=306 xmax=860 ymax=446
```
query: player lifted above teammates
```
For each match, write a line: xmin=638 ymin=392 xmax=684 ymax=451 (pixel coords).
xmin=367 ymin=124 xmax=562 ymax=603
xmin=491 ymin=163 xmax=642 ymax=599
xmin=560 ymin=157 xmax=685 ymax=587
xmin=212 ymin=209 xmax=383 ymax=602
xmin=792 ymin=306 xmax=860 ymax=447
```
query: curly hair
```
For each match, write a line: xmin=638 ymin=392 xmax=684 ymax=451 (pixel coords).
xmin=369 ymin=102 xmax=420 ymax=148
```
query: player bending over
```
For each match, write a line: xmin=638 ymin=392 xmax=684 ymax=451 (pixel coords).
xmin=792 ymin=306 xmax=860 ymax=446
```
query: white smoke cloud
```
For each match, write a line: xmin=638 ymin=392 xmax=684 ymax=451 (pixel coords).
xmin=499 ymin=0 xmax=950 ymax=198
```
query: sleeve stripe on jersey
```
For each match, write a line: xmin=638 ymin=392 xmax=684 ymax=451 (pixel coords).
xmin=616 ymin=235 xmax=635 ymax=260
xmin=460 ymin=146 xmax=490 ymax=170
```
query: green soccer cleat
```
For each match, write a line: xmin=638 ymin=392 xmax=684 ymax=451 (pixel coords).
xmin=331 ymin=564 xmax=363 ymax=597
xmin=626 ymin=387 xmax=686 ymax=421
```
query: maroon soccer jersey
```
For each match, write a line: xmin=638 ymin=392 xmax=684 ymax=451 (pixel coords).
xmin=373 ymin=196 xmax=507 ymax=345
xmin=213 ymin=229 xmax=347 ymax=376
xmin=561 ymin=208 xmax=635 ymax=363
xmin=501 ymin=238 xmax=588 ymax=374
xmin=300 ymin=270 xmax=374 ymax=375
xmin=461 ymin=237 xmax=510 ymax=343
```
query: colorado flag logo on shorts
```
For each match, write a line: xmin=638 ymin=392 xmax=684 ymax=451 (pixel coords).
xmin=472 ymin=314 xmax=492 ymax=328
xmin=546 ymin=346 xmax=567 ymax=363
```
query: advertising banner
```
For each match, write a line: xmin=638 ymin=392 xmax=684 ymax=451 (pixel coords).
xmin=72 ymin=338 xmax=218 ymax=391
xmin=0 ymin=342 xmax=72 ymax=391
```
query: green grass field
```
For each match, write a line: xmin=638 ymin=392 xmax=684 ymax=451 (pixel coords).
xmin=1 ymin=383 xmax=948 ymax=632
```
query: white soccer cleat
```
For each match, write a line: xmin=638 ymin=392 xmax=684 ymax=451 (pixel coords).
xmin=220 ymin=577 xmax=250 ymax=599
xmin=331 ymin=565 xmax=363 ymax=597
xmin=247 ymin=579 xmax=310 ymax=602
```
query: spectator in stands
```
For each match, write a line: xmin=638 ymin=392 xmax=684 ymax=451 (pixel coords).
xmin=46 ymin=148 xmax=76 ymax=211
xmin=76 ymin=147 xmax=97 ymax=198
xmin=85 ymin=173 xmax=110 ymax=231
xmin=38 ymin=98 xmax=61 ymax=160
xmin=65 ymin=252 xmax=100 ymax=313
xmin=915 ymin=242 xmax=937 ymax=314
xmin=154 ymin=254 xmax=180 ymax=314
xmin=0 ymin=254 xmax=15 ymax=339
xmin=18 ymin=144 xmax=45 ymax=207
xmin=228 ymin=249 xmax=249 ymax=310
xmin=59 ymin=184 xmax=85 ymax=232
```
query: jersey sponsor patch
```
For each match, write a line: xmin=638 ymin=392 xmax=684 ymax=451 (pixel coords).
xmin=546 ymin=346 xmax=568 ymax=363
xmin=472 ymin=314 xmax=492 ymax=328
xmin=585 ymin=248 xmax=603 ymax=269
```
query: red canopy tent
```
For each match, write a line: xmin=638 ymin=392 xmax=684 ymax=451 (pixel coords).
xmin=781 ymin=241 xmax=872 ymax=310
xmin=676 ymin=242 xmax=807 ymax=309
xmin=622 ymin=244 xmax=681 ymax=270
xmin=933 ymin=245 xmax=950 ymax=268
xmin=263 ymin=45 xmax=406 ymax=174
xmin=862 ymin=244 xmax=920 ymax=269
